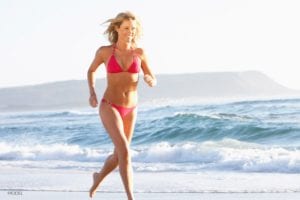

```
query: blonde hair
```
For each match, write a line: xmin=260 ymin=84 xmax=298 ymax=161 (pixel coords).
xmin=103 ymin=11 xmax=142 ymax=46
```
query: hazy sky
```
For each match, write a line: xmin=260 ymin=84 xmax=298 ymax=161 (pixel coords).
xmin=1 ymin=0 xmax=300 ymax=89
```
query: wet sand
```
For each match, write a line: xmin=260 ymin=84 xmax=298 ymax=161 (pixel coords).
xmin=1 ymin=190 xmax=300 ymax=200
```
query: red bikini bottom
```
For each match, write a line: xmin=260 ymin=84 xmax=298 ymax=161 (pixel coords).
xmin=101 ymin=98 xmax=136 ymax=118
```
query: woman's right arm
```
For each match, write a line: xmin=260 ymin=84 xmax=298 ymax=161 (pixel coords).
xmin=87 ymin=47 xmax=105 ymax=107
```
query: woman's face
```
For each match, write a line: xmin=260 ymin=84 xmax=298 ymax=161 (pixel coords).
xmin=116 ymin=19 xmax=137 ymax=43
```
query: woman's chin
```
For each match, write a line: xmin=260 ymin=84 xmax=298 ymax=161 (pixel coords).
xmin=126 ymin=36 xmax=133 ymax=42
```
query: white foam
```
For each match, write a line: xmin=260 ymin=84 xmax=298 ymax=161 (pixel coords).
xmin=0 ymin=142 xmax=109 ymax=162
xmin=132 ymin=140 xmax=300 ymax=173
xmin=1 ymin=140 xmax=300 ymax=173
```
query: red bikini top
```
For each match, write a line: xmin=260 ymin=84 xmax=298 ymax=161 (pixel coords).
xmin=106 ymin=45 xmax=140 ymax=73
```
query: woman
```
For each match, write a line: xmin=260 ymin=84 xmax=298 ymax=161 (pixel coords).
xmin=87 ymin=11 xmax=156 ymax=200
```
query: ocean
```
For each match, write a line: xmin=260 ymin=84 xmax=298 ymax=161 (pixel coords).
xmin=1 ymin=97 xmax=300 ymax=193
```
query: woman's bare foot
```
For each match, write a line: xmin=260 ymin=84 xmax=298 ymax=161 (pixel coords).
xmin=89 ymin=172 xmax=101 ymax=198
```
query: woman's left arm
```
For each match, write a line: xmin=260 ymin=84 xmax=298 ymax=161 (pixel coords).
xmin=138 ymin=48 xmax=157 ymax=87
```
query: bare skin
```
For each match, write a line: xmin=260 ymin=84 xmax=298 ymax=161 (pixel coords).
xmin=89 ymin=104 xmax=137 ymax=198
xmin=87 ymin=19 xmax=156 ymax=200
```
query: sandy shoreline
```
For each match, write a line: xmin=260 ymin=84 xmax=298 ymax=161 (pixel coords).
xmin=1 ymin=167 xmax=300 ymax=199
xmin=1 ymin=190 xmax=300 ymax=200
xmin=1 ymin=167 xmax=300 ymax=191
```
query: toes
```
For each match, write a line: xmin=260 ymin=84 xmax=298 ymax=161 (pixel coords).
xmin=89 ymin=187 xmax=95 ymax=198
xmin=89 ymin=172 xmax=99 ymax=198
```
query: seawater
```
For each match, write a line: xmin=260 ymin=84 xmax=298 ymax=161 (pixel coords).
xmin=1 ymin=98 xmax=300 ymax=173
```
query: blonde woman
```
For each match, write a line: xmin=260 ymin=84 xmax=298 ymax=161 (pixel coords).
xmin=87 ymin=11 xmax=156 ymax=199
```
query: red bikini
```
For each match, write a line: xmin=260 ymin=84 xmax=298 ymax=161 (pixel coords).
xmin=106 ymin=48 xmax=140 ymax=74
xmin=101 ymin=45 xmax=140 ymax=118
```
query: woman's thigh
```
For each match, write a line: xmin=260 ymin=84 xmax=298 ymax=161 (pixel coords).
xmin=99 ymin=102 xmax=128 ymax=149
xmin=122 ymin=108 xmax=137 ymax=144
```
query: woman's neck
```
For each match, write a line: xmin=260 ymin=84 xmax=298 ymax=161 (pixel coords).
xmin=115 ymin=41 xmax=131 ymax=51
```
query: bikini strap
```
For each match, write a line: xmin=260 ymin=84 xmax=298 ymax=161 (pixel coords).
xmin=113 ymin=44 xmax=136 ymax=59
xmin=112 ymin=44 xmax=117 ymax=55
xmin=102 ymin=98 xmax=112 ymax=105
xmin=131 ymin=47 xmax=137 ymax=60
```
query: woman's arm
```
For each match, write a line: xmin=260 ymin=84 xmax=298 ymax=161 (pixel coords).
xmin=139 ymin=48 xmax=157 ymax=87
xmin=87 ymin=47 xmax=105 ymax=107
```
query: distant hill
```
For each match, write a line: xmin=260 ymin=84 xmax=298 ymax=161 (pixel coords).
xmin=0 ymin=71 xmax=299 ymax=112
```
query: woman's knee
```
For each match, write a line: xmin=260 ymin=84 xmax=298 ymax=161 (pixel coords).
xmin=110 ymin=152 xmax=119 ymax=163
xmin=115 ymin=144 xmax=131 ymax=159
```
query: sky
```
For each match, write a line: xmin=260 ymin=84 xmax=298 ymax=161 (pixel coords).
xmin=1 ymin=0 xmax=300 ymax=89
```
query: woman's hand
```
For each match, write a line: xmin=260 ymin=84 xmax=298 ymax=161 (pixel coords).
xmin=89 ymin=93 xmax=98 ymax=108
xmin=144 ymin=74 xmax=157 ymax=87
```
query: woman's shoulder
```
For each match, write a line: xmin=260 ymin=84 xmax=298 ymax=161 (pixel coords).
xmin=96 ymin=45 xmax=114 ymax=53
xmin=95 ymin=45 xmax=114 ymax=58
xmin=134 ymin=47 xmax=144 ymax=54
xmin=134 ymin=47 xmax=146 ymax=59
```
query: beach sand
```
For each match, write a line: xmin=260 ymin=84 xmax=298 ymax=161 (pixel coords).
xmin=1 ymin=167 xmax=300 ymax=199
xmin=1 ymin=191 xmax=300 ymax=200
